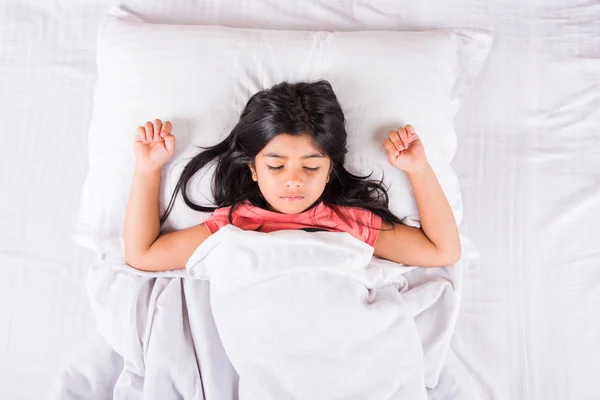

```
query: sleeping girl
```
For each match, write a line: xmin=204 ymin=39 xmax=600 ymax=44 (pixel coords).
xmin=123 ymin=80 xmax=461 ymax=271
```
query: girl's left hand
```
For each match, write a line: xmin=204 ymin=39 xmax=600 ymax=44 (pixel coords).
xmin=383 ymin=124 xmax=430 ymax=173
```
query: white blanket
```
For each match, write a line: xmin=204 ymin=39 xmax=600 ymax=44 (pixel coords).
xmin=74 ymin=225 xmax=463 ymax=399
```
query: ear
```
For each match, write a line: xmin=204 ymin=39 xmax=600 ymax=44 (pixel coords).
xmin=248 ymin=162 xmax=257 ymax=181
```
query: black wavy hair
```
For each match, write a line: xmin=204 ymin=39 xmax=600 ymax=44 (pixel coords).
xmin=159 ymin=80 xmax=402 ymax=229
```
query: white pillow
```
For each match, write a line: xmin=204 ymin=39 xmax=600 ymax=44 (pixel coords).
xmin=73 ymin=6 xmax=492 ymax=256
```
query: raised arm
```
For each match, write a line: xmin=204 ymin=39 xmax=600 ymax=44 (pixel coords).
xmin=374 ymin=125 xmax=461 ymax=267
xmin=123 ymin=166 xmax=163 ymax=264
xmin=124 ymin=119 xmax=211 ymax=272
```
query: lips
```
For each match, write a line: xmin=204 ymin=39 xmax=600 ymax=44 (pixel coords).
xmin=281 ymin=195 xmax=304 ymax=201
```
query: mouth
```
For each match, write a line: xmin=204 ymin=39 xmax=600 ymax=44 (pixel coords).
xmin=281 ymin=195 xmax=304 ymax=202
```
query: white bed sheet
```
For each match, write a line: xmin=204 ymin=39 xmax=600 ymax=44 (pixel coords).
xmin=1 ymin=0 xmax=599 ymax=399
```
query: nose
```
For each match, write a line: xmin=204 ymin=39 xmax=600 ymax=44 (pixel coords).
xmin=284 ymin=169 xmax=302 ymax=187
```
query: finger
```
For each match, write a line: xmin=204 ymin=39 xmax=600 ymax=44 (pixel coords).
xmin=135 ymin=126 xmax=147 ymax=143
xmin=388 ymin=130 xmax=401 ymax=152
xmin=391 ymin=129 xmax=406 ymax=150
xmin=153 ymin=119 xmax=162 ymax=142
xmin=383 ymin=138 xmax=398 ymax=156
xmin=164 ymin=133 xmax=176 ymax=154
xmin=144 ymin=121 xmax=153 ymax=143
xmin=161 ymin=121 xmax=172 ymax=137
xmin=397 ymin=127 xmax=409 ymax=149
xmin=405 ymin=124 xmax=417 ymax=143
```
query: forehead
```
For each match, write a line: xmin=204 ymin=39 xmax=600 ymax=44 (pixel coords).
xmin=259 ymin=134 xmax=324 ymax=157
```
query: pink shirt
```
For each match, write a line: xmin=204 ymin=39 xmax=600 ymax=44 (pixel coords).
xmin=202 ymin=201 xmax=382 ymax=247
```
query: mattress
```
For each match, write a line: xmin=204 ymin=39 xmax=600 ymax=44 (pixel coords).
xmin=1 ymin=1 xmax=598 ymax=399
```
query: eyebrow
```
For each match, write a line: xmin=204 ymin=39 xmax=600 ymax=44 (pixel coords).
xmin=263 ymin=152 xmax=325 ymax=159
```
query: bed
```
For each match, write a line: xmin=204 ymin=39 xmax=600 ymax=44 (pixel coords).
xmin=1 ymin=0 xmax=599 ymax=399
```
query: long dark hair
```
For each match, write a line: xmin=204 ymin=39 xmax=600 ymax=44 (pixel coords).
xmin=160 ymin=80 xmax=402 ymax=229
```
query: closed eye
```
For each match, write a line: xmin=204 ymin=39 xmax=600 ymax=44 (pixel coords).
xmin=267 ymin=166 xmax=320 ymax=172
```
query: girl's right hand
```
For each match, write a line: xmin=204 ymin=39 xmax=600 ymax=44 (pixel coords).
xmin=134 ymin=119 xmax=176 ymax=173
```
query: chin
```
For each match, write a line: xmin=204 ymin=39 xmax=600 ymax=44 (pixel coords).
xmin=272 ymin=198 xmax=310 ymax=214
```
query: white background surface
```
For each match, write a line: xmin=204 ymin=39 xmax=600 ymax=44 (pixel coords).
xmin=1 ymin=0 xmax=599 ymax=399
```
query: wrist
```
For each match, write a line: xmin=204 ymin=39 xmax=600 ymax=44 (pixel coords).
xmin=404 ymin=162 xmax=432 ymax=177
xmin=135 ymin=164 xmax=162 ymax=177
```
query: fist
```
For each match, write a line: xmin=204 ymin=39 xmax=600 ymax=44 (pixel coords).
xmin=134 ymin=119 xmax=176 ymax=173
xmin=383 ymin=124 xmax=429 ymax=173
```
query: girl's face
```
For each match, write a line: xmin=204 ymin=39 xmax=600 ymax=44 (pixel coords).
xmin=249 ymin=134 xmax=331 ymax=214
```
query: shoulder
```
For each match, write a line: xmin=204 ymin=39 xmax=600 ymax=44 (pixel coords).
xmin=202 ymin=203 xmax=263 ymax=234
xmin=202 ymin=206 xmax=232 ymax=234
xmin=328 ymin=204 xmax=381 ymax=226
xmin=327 ymin=204 xmax=382 ymax=247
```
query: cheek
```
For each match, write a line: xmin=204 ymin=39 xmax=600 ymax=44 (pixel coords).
xmin=319 ymin=166 xmax=331 ymax=183
xmin=256 ymin=172 xmax=278 ymax=192
xmin=307 ymin=173 xmax=329 ymax=191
